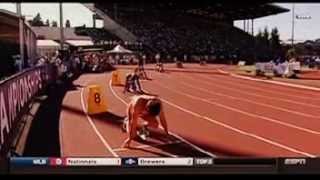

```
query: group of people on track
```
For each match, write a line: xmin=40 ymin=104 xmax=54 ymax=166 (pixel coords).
xmin=120 ymin=57 xmax=208 ymax=147
xmin=121 ymin=59 xmax=169 ymax=148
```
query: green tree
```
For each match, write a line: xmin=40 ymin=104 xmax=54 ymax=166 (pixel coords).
xmin=270 ymin=27 xmax=281 ymax=56
xmin=52 ymin=20 xmax=58 ymax=27
xmin=45 ymin=19 xmax=50 ymax=26
xmin=30 ymin=13 xmax=44 ymax=26
xmin=65 ymin=19 xmax=71 ymax=28
xmin=255 ymin=29 xmax=264 ymax=45
xmin=255 ymin=29 xmax=264 ymax=60
xmin=263 ymin=27 xmax=269 ymax=47
xmin=286 ymin=48 xmax=297 ymax=59
xmin=262 ymin=27 xmax=271 ymax=59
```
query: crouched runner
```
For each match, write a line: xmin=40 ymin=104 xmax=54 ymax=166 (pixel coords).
xmin=123 ymin=68 xmax=143 ymax=94
xmin=122 ymin=95 xmax=169 ymax=148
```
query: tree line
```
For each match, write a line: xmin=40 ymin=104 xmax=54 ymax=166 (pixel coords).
xmin=254 ymin=26 xmax=283 ymax=61
xmin=28 ymin=13 xmax=71 ymax=28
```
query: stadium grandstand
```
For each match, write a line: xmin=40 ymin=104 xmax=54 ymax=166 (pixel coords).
xmin=81 ymin=1 xmax=289 ymax=64
xmin=73 ymin=26 xmax=125 ymax=50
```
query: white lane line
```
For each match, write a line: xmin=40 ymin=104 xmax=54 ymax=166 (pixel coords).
xmin=222 ymin=69 xmax=320 ymax=92
xmin=59 ymin=109 xmax=64 ymax=157
xmin=216 ymin=69 xmax=320 ymax=98
xmin=185 ymin=73 xmax=320 ymax=109
xmin=166 ymin=73 xmax=319 ymax=119
xmin=157 ymin=91 xmax=316 ymax=158
xmin=160 ymin=72 xmax=320 ymax=119
xmin=113 ymin=140 xmax=182 ymax=152
xmin=108 ymin=80 xmax=217 ymax=158
xmin=80 ymin=83 xmax=119 ymax=157
xmin=155 ymin=80 xmax=320 ymax=135
xmin=141 ymin=77 xmax=315 ymax=157
xmin=200 ymin=73 xmax=320 ymax=101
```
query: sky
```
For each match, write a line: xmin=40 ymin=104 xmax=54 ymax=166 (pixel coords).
xmin=235 ymin=3 xmax=320 ymax=42
xmin=0 ymin=3 xmax=103 ymax=28
xmin=0 ymin=2 xmax=319 ymax=42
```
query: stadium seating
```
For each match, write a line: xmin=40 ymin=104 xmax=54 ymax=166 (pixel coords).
xmin=112 ymin=13 xmax=254 ymax=61
xmin=74 ymin=27 xmax=121 ymax=45
xmin=76 ymin=8 xmax=256 ymax=63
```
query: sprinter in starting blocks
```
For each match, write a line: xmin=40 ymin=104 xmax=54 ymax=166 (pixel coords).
xmin=123 ymin=68 xmax=143 ymax=94
xmin=87 ymin=85 xmax=107 ymax=115
xmin=121 ymin=95 xmax=169 ymax=147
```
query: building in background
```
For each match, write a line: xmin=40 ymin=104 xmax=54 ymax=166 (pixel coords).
xmin=31 ymin=26 xmax=95 ymax=54
xmin=0 ymin=9 xmax=37 ymax=78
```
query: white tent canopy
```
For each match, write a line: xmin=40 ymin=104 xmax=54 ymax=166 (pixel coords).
xmin=65 ymin=40 xmax=94 ymax=47
xmin=37 ymin=40 xmax=60 ymax=47
xmin=107 ymin=44 xmax=134 ymax=54
xmin=36 ymin=40 xmax=60 ymax=58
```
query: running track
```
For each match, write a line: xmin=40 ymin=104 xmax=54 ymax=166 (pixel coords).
xmin=59 ymin=64 xmax=320 ymax=158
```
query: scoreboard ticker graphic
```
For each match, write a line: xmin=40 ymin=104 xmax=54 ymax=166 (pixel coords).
xmin=1 ymin=157 xmax=319 ymax=174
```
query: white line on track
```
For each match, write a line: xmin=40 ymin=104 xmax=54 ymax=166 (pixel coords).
xmin=108 ymin=79 xmax=217 ymax=158
xmin=182 ymin=80 xmax=318 ymax=119
xmin=162 ymin=73 xmax=319 ymax=119
xmin=80 ymin=83 xmax=119 ymax=157
xmin=162 ymin=71 xmax=320 ymax=119
xmin=59 ymin=109 xmax=64 ymax=157
xmin=159 ymin=91 xmax=316 ymax=157
xmin=167 ymin=73 xmax=320 ymax=119
xmin=199 ymin=73 xmax=320 ymax=101
xmin=113 ymin=140 xmax=182 ymax=152
xmin=155 ymin=80 xmax=320 ymax=135
xmin=186 ymin=73 xmax=320 ymax=109
xmin=219 ymin=69 xmax=320 ymax=92
xmin=142 ymin=74 xmax=315 ymax=157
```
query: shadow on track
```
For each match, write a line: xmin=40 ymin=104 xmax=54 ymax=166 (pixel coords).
xmin=23 ymin=80 xmax=81 ymax=157
xmin=179 ymin=135 xmax=254 ymax=157
xmin=90 ymin=111 xmax=212 ymax=157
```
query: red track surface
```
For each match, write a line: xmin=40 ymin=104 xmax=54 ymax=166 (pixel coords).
xmin=59 ymin=64 xmax=320 ymax=158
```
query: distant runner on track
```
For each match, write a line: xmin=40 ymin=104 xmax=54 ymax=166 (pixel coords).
xmin=122 ymin=95 xmax=169 ymax=148
xmin=123 ymin=68 xmax=143 ymax=94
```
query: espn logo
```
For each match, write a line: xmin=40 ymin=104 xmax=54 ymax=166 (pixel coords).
xmin=284 ymin=158 xmax=306 ymax=165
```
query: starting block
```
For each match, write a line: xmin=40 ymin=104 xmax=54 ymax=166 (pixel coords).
xmin=111 ymin=70 xmax=123 ymax=86
xmin=87 ymin=85 xmax=107 ymax=115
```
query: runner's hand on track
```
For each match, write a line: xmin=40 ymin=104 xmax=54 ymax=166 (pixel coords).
xmin=122 ymin=138 xmax=131 ymax=148
xmin=165 ymin=129 xmax=170 ymax=136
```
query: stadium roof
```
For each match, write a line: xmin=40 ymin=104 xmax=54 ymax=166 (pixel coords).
xmin=94 ymin=2 xmax=289 ymax=20
xmin=186 ymin=4 xmax=290 ymax=20
xmin=31 ymin=27 xmax=92 ymax=41
xmin=0 ymin=9 xmax=20 ymax=28
xmin=0 ymin=9 xmax=35 ymax=43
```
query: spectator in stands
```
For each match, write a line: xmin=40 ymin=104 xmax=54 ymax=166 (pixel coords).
xmin=315 ymin=56 xmax=320 ymax=69
xmin=155 ymin=53 xmax=161 ymax=64
xmin=142 ymin=54 xmax=147 ymax=64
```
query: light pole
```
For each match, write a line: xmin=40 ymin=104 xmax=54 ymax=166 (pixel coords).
xmin=291 ymin=3 xmax=295 ymax=48
xmin=16 ymin=3 xmax=24 ymax=71
xmin=291 ymin=4 xmax=312 ymax=48
xmin=59 ymin=3 xmax=64 ymax=50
